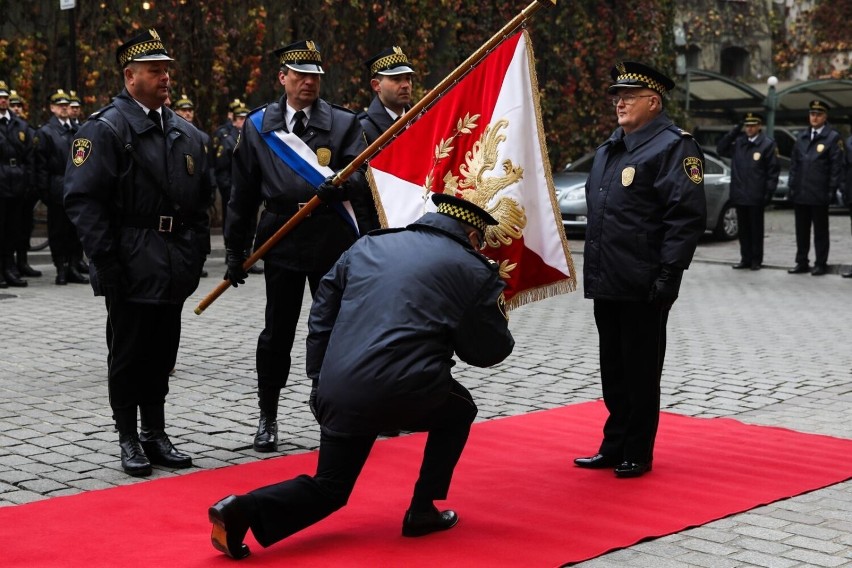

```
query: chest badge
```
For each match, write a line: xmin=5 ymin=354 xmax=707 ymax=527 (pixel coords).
xmin=185 ymin=154 xmax=195 ymax=175
xmin=683 ymin=156 xmax=703 ymax=184
xmin=621 ymin=166 xmax=635 ymax=187
xmin=18 ymin=131 xmax=26 ymax=143
xmin=816 ymin=143 xmax=825 ymax=153
xmin=71 ymin=138 xmax=92 ymax=167
xmin=753 ymin=151 xmax=761 ymax=161
xmin=316 ymin=147 xmax=331 ymax=167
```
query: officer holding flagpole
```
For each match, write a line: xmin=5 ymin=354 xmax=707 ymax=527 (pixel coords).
xmin=223 ymin=39 xmax=372 ymax=454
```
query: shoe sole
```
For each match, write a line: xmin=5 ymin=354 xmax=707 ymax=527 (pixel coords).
xmin=208 ymin=509 xmax=251 ymax=559
xmin=123 ymin=465 xmax=152 ymax=477
xmin=253 ymin=442 xmax=278 ymax=453
xmin=402 ymin=515 xmax=459 ymax=537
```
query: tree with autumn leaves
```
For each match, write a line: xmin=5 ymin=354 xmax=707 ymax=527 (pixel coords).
xmin=5 ymin=0 xmax=846 ymax=169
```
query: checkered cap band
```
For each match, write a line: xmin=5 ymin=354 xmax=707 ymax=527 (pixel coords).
xmin=615 ymin=72 xmax=667 ymax=95
xmin=371 ymin=53 xmax=411 ymax=75
xmin=280 ymin=49 xmax=322 ymax=67
xmin=118 ymin=40 xmax=169 ymax=67
xmin=436 ymin=202 xmax=489 ymax=234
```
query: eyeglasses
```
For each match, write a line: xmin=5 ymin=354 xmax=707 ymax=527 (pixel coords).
xmin=610 ymin=94 xmax=655 ymax=107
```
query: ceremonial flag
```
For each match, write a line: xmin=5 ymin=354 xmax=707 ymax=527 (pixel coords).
xmin=368 ymin=30 xmax=575 ymax=308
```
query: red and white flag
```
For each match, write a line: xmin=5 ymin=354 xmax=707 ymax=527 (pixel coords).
xmin=368 ymin=30 xmax=575 ymax=308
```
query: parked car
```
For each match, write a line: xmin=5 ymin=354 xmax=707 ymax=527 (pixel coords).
xmin=693 ymin=125 xmax=802 ymax=159
xmin=554 ymin=149 xmax=740 ymax=240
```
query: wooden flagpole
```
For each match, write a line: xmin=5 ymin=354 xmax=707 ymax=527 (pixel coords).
xmin=194 ymin=0 xmax=556 ymax=315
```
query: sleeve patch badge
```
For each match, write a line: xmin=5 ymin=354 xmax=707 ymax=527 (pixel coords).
xmin=683 ymin=156 xmax=703 ymax=184
xmin=72 ymin=138 xmax=92 ymax=167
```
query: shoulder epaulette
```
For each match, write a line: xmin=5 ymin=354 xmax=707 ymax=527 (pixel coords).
xmin=331 ymin=103 xmax=356 ymax=115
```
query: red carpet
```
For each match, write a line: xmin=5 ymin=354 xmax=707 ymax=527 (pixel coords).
xmin=2 ymin=401 xmax=852 ymax=567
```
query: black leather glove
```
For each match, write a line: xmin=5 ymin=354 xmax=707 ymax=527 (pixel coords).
xmin=309 ymin=385 xmax=319 ymax=422
xmin=94 ymin=257 xmax=124 ymax=304
xmin=315 ymin=175 xmax=348 ymax=203
xmin=224 ymin=248 xmax=248 ymax=287
xmin=648 ymin=265 xmax=683 ymax=310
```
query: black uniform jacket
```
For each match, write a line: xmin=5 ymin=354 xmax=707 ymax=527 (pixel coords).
xmin=213 ymin=121 xmax=238 ymax=195
xmin=0 ymin=112 xmax=34 ymax=199
xmin=36 ymin=116 xmax=75 ymax=206
xmin=358 ymin=96 xmax=395 ymax=145
xmin=788 ymin=125 xmax=844 ymax=206
xmin=584 ymin=112 xmax=707 ymax=302
xmin=226 ymin=95 xmax=372 ymax=271
xmin=306 ymin=212 xmax=515 ymax=436
xmin=63 ymin=90 xmax=212 ymax=304
xmin=716 ymin=127 xmax=780 ymax=206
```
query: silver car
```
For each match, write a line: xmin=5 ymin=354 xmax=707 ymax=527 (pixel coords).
xmin=554 ymin=149 xmax=739 ymax=240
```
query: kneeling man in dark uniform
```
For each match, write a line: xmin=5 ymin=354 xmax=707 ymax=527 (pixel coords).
xmin=208 ymin=193 xmax=515 ymax=559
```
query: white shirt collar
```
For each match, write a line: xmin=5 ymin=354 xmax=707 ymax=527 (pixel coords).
xmin=286 ymin=105 xmax=310 ymax=128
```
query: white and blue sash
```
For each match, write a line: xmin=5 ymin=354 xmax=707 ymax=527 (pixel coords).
xmin=250 ymin=109 xmax=359 ymax=236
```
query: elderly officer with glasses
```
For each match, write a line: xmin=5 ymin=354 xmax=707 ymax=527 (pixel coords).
xmin=573 ymin=61 xmax=706 ymax=479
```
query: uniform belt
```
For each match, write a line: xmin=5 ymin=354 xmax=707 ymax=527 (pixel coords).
xmin=263 ymin=200 xmax=331 ymax=217
xmin=123 ymin=213 xmax=187 ymax=233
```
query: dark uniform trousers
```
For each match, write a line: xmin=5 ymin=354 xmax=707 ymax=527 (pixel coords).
xmin=243 ymin=380 xmax=477 ymax=548
xmin=736 ymin=205 xmax=766 ymax=266
xmin=106 ymin=299 xmax=182 ymax=412
xmin=257 ymin=262 xmax=326 ymax=391
xmin=0 ymin=195 xmax=23 ymax=257
xmin=793 ymin=204 xmax=830 ymax=267
xmin=594 ymin=299 xmax=669 ymax=464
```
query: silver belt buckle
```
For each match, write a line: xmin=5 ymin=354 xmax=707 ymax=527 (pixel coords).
xmin=158 ymin=216 xmax=174 ymax=232
xmin=9 ymin=158 xmax=17 ymax=167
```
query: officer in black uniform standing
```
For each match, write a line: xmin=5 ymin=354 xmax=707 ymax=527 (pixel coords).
xmin=7 ymin=89 xmax=41 ymax=279
xmin=716 ymin=112 xmax=780 ymax=270
xmin=223 ymin=40 xmax=371 ymax=454
xmin=574 ymin=62 xmax=706 ymax=478
xmin=208 ymin=193 xmax=514 ymax=560
xmin=0 ymin=80 xmax=35 ymax=288
xmin=787 ymin=100 xmax=844 ymax=276
xmin=64 ymin=29 xmax=213 ymax=477
xmin=213 ymin=97 xmax=242 ymax=228
xmin=356 ymin=46 xmax=415 ymax=234
xmin=844 ymin=128 xmax=852 ymax=279
xmin=37 ymin=89 xmax=90 ymax=285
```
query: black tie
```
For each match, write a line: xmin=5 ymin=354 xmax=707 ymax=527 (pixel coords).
xmin=0 ymin=117 xmax=7 ymax=126
xmin=811 ymin=129 xmax=816 ymax=141
xmin=64 ymin=122 xmax=71 ymax=132
xmin=148 ymin=109 xmax=162 ymax=133
xmin=292 ymin=110 xmax=306 ymax=136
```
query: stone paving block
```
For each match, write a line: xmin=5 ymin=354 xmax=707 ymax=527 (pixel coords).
xmin=730 ymin=550 xmax=799 ymax=568
xmin=782 ymin=548 xmax=851 ymax=567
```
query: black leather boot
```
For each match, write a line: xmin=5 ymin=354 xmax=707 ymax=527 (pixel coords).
xmin=139 ymin=404 xmax=192 ymax=468
xmin=73 ymin=257 xmax=89 ymax=274
xmin=115 ymin=408 xmax=152 ymax=477
xmin=16 ymin=249 xmax=42 ymax=277
xmin=0 ymin=271 xmax=7 ymax=289
xmin=55 ymin=261 xmax=68 ymax=285
xmin=2 ymin=255 xmax=27 ymax=287
xmin=253 ymin=387 xmax=280 ymax=452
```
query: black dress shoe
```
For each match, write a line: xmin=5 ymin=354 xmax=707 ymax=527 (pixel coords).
xmin=17 ymin=262 xmax=42 ymax=277
xmin=209 ymin=495 xmax=251 ymax=560
xmin=3 ymin=269 xmax=27 ymax=287
xmin=253 ymin=413 xmax=278 ymax=452
xmin=573 ymin=453 xmax=621 ymax=469
xmin=842 ymin=270 xmax=852 ymax=278
xmin=380 ymin=429 xmax=401 ymax=437
xmin=67 ymin=265 xmax=90 ymax=284
xmin=811 ymin=264 xmax=827 ymax=276
xmin=139 ymin=431 xmax=193 ymax=468
xmin=119 ymin=434 xmax=153 ymax=477
xmin=788 ymin=264 xmax=810 ymax=274
xmin=731 ymin=261 xmax=749 ymax=269
xmin=402 ymin=506 xmax=459 ymax=537
xmin=614 ymin=461 xmax=652 ymax=478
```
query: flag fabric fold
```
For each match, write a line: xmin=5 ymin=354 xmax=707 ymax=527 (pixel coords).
xmin=368 ymin=30 xmax=575 ymax=308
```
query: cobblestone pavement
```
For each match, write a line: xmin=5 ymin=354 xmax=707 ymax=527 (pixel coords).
xmin=2 ymin=207 xmax=851 ymax=566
